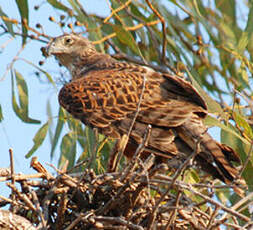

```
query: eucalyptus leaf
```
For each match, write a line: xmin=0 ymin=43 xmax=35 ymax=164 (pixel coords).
xmin=0 ymin=7 xmax=15 ymax=36
xmin=47 ymin=0 xmax=70 ymax=12
xmin=26 ymin=122 xmax=49 ymax=158
xmin=59 ymin=132 xmax=76 ymax=169
xmin=15 ymin=0 xmax=29 ymax=45
xmin=50 ymin=107 xmax=65 ymax=159
xmin=0 ymin=104 xmax=3 ymax=122
xmin=113 ymin=25 xmax=142 ymax=56
xmin=11 ymin=70 xmax=40 ymax=124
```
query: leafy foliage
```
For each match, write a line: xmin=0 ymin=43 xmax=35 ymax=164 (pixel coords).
xmin=11 ymin=70 xmax=40 ymax=124
xmin=0 ymin=0 xmax=253 ymax=227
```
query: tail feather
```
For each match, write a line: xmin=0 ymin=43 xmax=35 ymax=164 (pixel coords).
xmin=201 ymin=133 xmax=238 ymax=182
xmin=176 ymin=114 xmax=246 ymax=194
xmin=218 ymin=142 xmax=240 ymax=163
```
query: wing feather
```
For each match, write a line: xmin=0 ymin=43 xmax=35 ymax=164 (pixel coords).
xmin=58 ymin=68 xmax=207 ymax=130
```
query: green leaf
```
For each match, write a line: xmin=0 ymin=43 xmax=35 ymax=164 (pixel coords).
xmin=237 ymin=31 xmax=249 ymax=54
xmin=130 ymin=4 xmax=149 ymax=22
xmin=76 ymin=122 xmax=86 ymax=149
xmin=111 ymin=0 xmax=134 ymax=27
xmin=245 ymin=3 xmax=253 ymax=53
xmin=86 ymin=126 xmax=97 ymax=158
xmin=183 ymin=169 xmax=205 ymax=206
xmin=204 ymin=115 xmax=250 ymax=146
xmin=0 ymin=104 xmax=3 ymax=122
xmin=186 ymin=68 xmax=225 ymax=116
xmin=11 ymin=70 xmax=40 ymax=124
xmin=245 ymin=2 xmax=253 ymax=34
xmin=26 ymin=122 xmax=49 ymax=158
xmin=15 ymin=0 xmax=29 ymax=45
xmin=59 ymin=132 xmax=76 ymax=169
xmin=218 ymin=21 xmax=237 ymax=49
xmin=84 ymin=126 xmax=99 ymax=170
xmin=68 ymin=0 xmax=86 ymax=20
xmin=47 ymin=0 xmax=70 ymax=12
xmin=215 ymin=0 xmax=236 ymax=26
xmin=113 ymin=25 xmax=142 ymax=56
xmin=216 ymin=185 xmax=230 ymax=204
xmin=232 ymin=111 xmax=253 ymax=140
xmin=221 ymin=127 xmax=253 ymax=191
xmin=237 ymin=61 xmax=249 ymax=88
xmin=11 ymin=71 xmax=21 ymax=118
xmin=50 ymin=107 xmax=65 ymax=159
xmin=15 ymin=70 xmax=28 ymax=115
xmin=0 ymin=7 xmax=15 ymax=36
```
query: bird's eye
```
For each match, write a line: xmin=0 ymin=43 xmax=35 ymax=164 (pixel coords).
xmin=65 ymin=38 xmax=72 ymax=45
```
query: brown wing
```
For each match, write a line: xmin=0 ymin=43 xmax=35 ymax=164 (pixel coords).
xmin=59 ymin=68 xmax=207 ymax=130
xmin=59 ymin=67 xmax=205 ymax=160
xmin=59 ymin=68 xmax=145 ymax=128
xmin=59 ymin=66 xmax=243 ymax=188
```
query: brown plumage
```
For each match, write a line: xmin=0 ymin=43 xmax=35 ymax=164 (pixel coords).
xmin=45 ymin=34 xmax=245 ymax=190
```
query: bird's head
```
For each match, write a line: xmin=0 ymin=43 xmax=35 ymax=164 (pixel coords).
xmin=43 ymin=34 xmax=96 ymax=70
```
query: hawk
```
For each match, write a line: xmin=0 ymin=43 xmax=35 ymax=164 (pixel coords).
xmin=44 ymin=34 xmax=245 ymax=191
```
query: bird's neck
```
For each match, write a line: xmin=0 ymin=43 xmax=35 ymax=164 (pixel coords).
xmin=70 ymin=53 xmax=117 ymax=79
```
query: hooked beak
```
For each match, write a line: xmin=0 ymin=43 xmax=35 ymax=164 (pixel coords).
xmin=41 ymin=42 xmax=54 ymax=58
xmin=41 ymin=39 xmax=63 ymax=57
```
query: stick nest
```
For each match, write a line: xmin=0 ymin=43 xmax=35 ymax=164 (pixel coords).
xmin=0 ymin=152 xmax=250 ymax=230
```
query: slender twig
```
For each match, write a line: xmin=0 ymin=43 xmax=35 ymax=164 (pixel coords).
xmin=207 ymin=206 xmax=220 ymax=230
xmin=166 ymin=190 xmax=182 ymax=228
xmin=93 ymin=19 xmax=161 ymax=45
xmin=56 ymin=193 xmax=68 ymax=230
xmin=9 ymin=149 xmax=15 ymax=187
xmin=75 ymin=0 xmax=88 ymax=16
xmin=8 ymin=148 xmax=16 ymax=212
xmin=112 ymin=52 xmax=169 ymax=73
xmin=148 ymin=134 xmax=203 ymax=229
xmin=124 ymin=6 xmax=162 ymax=61
xmin=1 ymin=39 xmax=31 ymax=81
xmin=143 ymin=175 xmax=250 ymax=223
xmin=243 ymin=221 xmax=253 ymax=229
xmin=31 ymin=190 xmax=47 ymax=229
xmin=145 ymin=0 xmax=167 ymax=63
xmin=217 ymin=192 xmax=253 ymax=225
xmin=94 ymin=216 xmax=144 ymax=230
xmin=64 ymin=212 xmax=94 ymax=230
xmin=103 ymin=0 xmax=132 ymax=23
xmin=120 ymin=124 xmax=152 ymax=182
xmin=97 ymin=126 xmax=152 ymax=216
xmin=112 ymin=74 xmax=147 ymax=172
xmin=0 ymin=173 xmax=46 ymax=182
xmin=8 ymin=183 xmax=37 ymax=212
xmin=152 ymin=175 xmax=239 ymax=190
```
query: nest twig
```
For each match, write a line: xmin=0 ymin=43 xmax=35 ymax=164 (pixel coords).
xmin=0 ymin=146 xmax=250 ymax=230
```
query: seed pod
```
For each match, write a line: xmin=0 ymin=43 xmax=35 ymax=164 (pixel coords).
xmin=67 ymin=23 xmax=73 ymax=29
xmin=49 ymin=16 xmax=55 ymax=22
xmin=75 ymin=21 xmax=81 ymax=26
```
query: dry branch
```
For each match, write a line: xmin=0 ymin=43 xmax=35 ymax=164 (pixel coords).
xmin=0 ymin=149 xmax=249 ymax=230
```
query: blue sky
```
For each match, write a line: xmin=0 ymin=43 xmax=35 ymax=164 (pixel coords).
xmin=0 ymin=1 xmax=110 ymax=196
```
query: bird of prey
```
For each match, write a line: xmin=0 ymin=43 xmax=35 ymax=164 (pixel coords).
xmin=44 ymin=33 xmax=245 ymax=191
